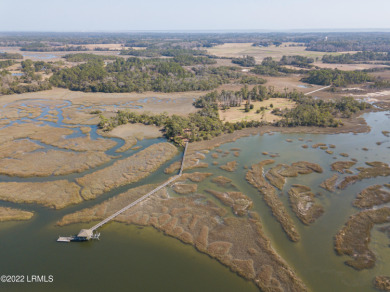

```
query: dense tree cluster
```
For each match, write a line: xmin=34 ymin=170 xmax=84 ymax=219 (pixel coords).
xmin=0 ymin=70 xmax=52 ymax=95
xmin=193 ymin=66 xmax=243 ymax=79
xmin=193 ymin=87 xmax=370 ymax=128
xmin=301 ymin=69 xmax=372 ymax=86
xmin=0 ymin=60 xmax=15 ymax=69
xmin=252 ymin=41 xmax=282 ymax=47
xmin=250 ymin=58 xmax=284 ymax=76
xmin=193 ymin=85 xmax=294 ymax=109
xmin=239 ymin=75 xmax=267 ymax=85
xmin=232 ymin=55 xmax=256 ymax=67
xmin=370 ymin=80 xmax=390 ymax=89
xmin=250 ymin=57 xmax=304 ymax=76
xmin=0 ymin=52 xmax=23 ymax=59
xmin=50 ymin=57 xmax=231 ymax=93
xmin=21 ymin=59 xmax=60 ymax=75
xmin=99 ymin=105 xmax=226 ymax=144
xmin=279 ymin=55 xmax=314 ymax=68
xmin=120 ymin=47 xmax=208 ymax=58
xmin=322 ymin=51 xmax=390 ymax=64
xmin=172 ymin=55 xmax=216 ymax=66
xmin=278 ymin=97 xmax=371 ymax=127
xmin=306 ymin=40 xmax=390 ymax=52
xmin=0 ymin=59 xmax=59 ymax=95
xmin=20 ymin=43 xmax=88 ymax=52
xmin=63 ymin=53 xmax=118 ymax=62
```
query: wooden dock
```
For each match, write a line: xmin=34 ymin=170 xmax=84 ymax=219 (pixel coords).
xmin=58 ymin=142 xmax=188 ymax=241
xmin=90 ymin=173 xmax=181 ymax=232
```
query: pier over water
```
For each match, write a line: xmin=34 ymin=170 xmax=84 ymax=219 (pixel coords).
xmin=58 ymin=142 xmax=188 ymax=242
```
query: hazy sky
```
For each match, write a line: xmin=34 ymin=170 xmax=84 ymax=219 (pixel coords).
xmin=1 ymin=0 xmax=389 ymax=31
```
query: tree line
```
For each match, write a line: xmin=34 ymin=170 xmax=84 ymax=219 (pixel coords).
xmin=20 ymin=43 xmax=88 ymax=52
xmin=120 ymin=46 xmax=209 ymax=58
xmin=277 ymin=96 xmax=370 ymax=127
xmin=279 ymin=55 xmax=314 ymax=68
xmin=63 ymin=53 xmax=119 ymax=62
xmin=0 ymin=60 xmax=15 ymax=69
xmin=0 ymin=59 xmax=60 ymax=95
xmin=0 ymin=52 xmax=23 ymax=59
xmin=99 ymin=86 xmax=370 ymax=145
xmin=193 ymin=85 xmax=296 ymax=109
xmin=306 ymin=40 xmax=390 ymax=52
xmin=250 ymin=57 xmax=306 ymax=76
xmin=301 ymin=68 xmax=372 ymax=87
xmin=49 ymin=57 xmax=232 ymax=93
xmin=322 ymin=51 xmax=390 ymax=64
xmin=232 ymin=56 xmax=256 ymax=67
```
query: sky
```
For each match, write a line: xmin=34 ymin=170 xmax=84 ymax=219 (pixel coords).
xmin=1 ymin=0 xmax=390 ymax=32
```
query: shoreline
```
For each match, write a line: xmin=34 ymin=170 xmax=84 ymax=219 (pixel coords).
xmin=186 ymin=111 xmax=372 ymax=156
xmin=57 ymin=183 xmax=308 ymax=291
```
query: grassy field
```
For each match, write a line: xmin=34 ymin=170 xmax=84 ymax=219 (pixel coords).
xmin=313 ymin=62 xmax=389 ymax=71
xmin=207 ymin=42 xmax=348 ymax=62
xmin=81 ymin=44 xmax=124 ymax=50
xmin=219 ymin=98 xmax=295 ymax=123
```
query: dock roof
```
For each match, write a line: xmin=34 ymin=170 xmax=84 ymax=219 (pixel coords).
xmin=77 ymin=229 xmax=93 ymax=239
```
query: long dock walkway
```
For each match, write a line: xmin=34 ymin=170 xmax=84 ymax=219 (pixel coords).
xmin=89 ymin=142 xmax=188 ymax=233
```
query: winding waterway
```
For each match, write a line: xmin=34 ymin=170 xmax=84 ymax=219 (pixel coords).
xmin=0 ymin=98 xmax=389 ymax=291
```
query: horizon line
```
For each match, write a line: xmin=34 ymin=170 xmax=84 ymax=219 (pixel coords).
xmin=1 ymin=28 xmax=390 ymax=34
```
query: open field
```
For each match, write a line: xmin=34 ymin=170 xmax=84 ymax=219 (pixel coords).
xmin=264 ymin=75 xmax=315 ymax=92
xmin=0 ymin=46 xmax=122 ymax=62
xmin=219 ymin=98 xmax=295 ymax=123
xmin=81 ymin=44 xmax=125 ymax=50
xmin=370 ymin=70 xmax=390 ymax=80
xmin=313 ymin=62 xmax=390 ymax=71
xmin=107 ymin=123 xmax=163 ymax=140
xmin=207 ymin=42 xmax=351 ymax=62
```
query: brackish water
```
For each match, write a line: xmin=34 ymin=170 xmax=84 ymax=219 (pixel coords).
xmin=0 ymin=99 xmax=389 ymax=292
